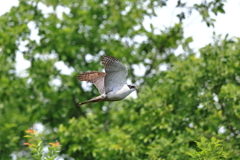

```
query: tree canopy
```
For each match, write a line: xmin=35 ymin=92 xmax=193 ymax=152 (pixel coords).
xmin=1 ymin=0 xmax=239 ymax=159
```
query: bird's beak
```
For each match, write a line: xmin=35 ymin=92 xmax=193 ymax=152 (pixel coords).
xmin=134 ymin=86 xmax=138 ymax=92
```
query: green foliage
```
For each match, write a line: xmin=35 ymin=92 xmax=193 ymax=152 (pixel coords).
xmin=188 ymin=137 xmax=229 ymax=160
xmin=1 ymin=0 xmax=239 ymax=160
xmin=23 ymin=127 xmax=61 ymax=160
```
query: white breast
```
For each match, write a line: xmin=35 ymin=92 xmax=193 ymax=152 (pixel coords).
xmin=106 ymin=84 xmax=133 ymax=100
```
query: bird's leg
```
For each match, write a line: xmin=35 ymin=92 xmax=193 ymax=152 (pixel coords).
xmin=78 ymin=94 xmax=107 ymax=106
xmin=101 ymin=94 xmax=106 ymax=99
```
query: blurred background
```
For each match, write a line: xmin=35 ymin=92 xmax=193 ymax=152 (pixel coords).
xmin=0 ymin=0 xmax=240 ymax=159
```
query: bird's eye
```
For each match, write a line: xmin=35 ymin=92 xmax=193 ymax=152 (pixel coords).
xmin=128 ymin=85 xmax=136 ymax=89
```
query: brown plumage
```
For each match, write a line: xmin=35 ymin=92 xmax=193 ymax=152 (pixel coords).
xmin=77 ymin=71 xmax=106 ymax=94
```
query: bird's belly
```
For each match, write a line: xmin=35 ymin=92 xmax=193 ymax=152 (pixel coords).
xmin=106 ymin=87 xmax=132 ymax=100
xmin=106 ymin=92 xmax=124 ymax=100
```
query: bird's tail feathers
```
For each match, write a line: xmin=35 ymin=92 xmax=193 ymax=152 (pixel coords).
xmin=78 ymin=95 xmax=104 ymax=106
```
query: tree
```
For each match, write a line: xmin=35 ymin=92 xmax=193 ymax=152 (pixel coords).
xmin=1 ymin=0 xmax=239 ymax=159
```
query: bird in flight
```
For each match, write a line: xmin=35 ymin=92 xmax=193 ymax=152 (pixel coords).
xmin=77 ymin=55 xmax=137 ymax=105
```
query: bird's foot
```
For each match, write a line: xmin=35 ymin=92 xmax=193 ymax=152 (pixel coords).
xmin=101 ymin=94 xmax=106 ymax=99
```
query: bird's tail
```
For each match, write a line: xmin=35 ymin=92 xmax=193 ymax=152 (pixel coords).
xmin=78 ymin=95 xmax=104 ymax=106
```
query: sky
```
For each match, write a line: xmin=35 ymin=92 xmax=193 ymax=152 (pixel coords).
xmin=0 ymin=0 xmax=240 ymax=76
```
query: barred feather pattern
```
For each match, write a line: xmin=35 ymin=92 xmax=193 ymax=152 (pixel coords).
xmin=77 ymin=71 xmax=106 ymax=94
xmin=101 ymin=55 xmax=127 ymax=93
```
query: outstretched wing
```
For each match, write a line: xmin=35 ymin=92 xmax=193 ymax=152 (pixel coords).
xmin=102 ymin=55 xmax=127 ymax=93
xmin=77 ymin=71 xmax=106 ymax=94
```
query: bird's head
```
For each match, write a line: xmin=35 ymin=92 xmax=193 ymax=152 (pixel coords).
xmin=127 ymin=85 xmax=138 ymax=92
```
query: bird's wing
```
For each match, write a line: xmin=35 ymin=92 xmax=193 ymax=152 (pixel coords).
xmin=78 ymin=95 xmax=104 ymax=106
xmin=102 ymin=55 xmax=128 ymax=93
xmin=77 ymin=71 xmax=106 ymax=94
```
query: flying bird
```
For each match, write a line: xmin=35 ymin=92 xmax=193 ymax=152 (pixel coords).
xmin=77 ymin=55 xmax=137 ymax=105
